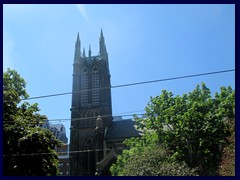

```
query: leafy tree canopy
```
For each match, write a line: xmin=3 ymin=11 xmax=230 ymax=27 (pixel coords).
xmin=111 ymin=83 xmax=235 ymax=176
xmin=134 ymin=83 xmax=235 ymax=175
xmin=3 ymin=68 xmax=63 ymax=176
xmin=110 ymin=132 xmax=198 ymax=176
xmin=218 ymin=118 xmax=235 ymax=176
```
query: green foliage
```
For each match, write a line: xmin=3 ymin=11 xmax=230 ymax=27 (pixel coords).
xmin=218 ymin=118 xmax=235 ymax=176
xmin=110 ymin=145 xmax=198 ymax=176
xmin=110 ymin=130 xmax=198 ymax=176
xmin=3 ymin=68 xmax=28 ymax=121
xmin=110 ymin=83 xmax=235 ymax=176
xmin=134 ymin=83 xmax=235 ymax=175
xmin=3 ymin=68 xmax=63 ymax=176
xmin=110 ymin=131 xmax=157 ymax=176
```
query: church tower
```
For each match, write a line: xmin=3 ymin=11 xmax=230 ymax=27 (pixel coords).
xmin=69 ymin=30 xmax=112 ymax=176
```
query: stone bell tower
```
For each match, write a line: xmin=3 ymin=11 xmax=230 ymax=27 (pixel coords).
xmin=69 ymin=30 xmax=112 ymax=176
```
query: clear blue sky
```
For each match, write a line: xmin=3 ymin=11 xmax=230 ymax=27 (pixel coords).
xmin=3 ymin=4 xmax=235 ymax=143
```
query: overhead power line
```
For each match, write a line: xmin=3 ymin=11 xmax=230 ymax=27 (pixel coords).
xmin=48 ymin=110 xmax=145 ymax=122
xmin=3 ymin=110 xmax=146 ymax=124
xmin=3 ymin=137 xmax=227 ymax=157
xmin=112 ymin=69 xmax=235 ymax=89
xmin=18 ymin=69 xmax=234 ymax=101
xmin=49 ymin=113 xmax=144 ymax=122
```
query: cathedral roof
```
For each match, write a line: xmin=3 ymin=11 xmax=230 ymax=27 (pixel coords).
xmin=106 ymin=119 xmax=141 ymax=141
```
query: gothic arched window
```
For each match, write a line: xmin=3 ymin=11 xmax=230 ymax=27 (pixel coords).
xmin=92 ymin=66 xmax=100 ymax=106
xmin=81 ymin=68 xmax=88 ymax=106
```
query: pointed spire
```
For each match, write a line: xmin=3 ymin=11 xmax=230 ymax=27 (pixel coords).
xmin=100 ymin=28 xmax=104 ymax=39
xmin=83 ymin=47 xmax=86 ymax=57
xmin=75 ymin=32 xmax=80 ymax=47
xmin=88 ymin=45 xmax=91 ymax=58
xmin=77 ymin=32 xmax=80 ymax=43
xmin=74 ymin=32 xmax=81 ymax=62
xmin=99 ymin=28 xmax=105 ymax=43
xmin=99 ymin=29 xmax=108 ymax=61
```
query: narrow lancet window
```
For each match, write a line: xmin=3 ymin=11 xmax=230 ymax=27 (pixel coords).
xmin=81 ymin=68 xmax=88 ymax=106
xmin=92 ymin=66 xmax=100 ymax=105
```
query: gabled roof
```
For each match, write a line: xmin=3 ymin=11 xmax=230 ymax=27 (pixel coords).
xmin=106 ymin=119 xmax=141 ymax=140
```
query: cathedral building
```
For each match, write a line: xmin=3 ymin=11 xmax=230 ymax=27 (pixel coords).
xmin=69 ymin=30 xmax=141 ymax=176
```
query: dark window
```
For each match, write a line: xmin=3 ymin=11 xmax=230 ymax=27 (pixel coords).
xmin=92 ymin=66 xmax=99 ymax=105
xmin=81 ymin=68 xmax=88 ymax=106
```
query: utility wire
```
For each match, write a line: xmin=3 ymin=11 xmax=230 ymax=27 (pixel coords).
xmin=112 ymin=69 xmax=235 ymax=89
xmin=49 ymin=113 xmax=144 ymax=122
xmin=48 ymin=110 xmax=145 ymax=122
xmin=17 ymin=69 xmax=234 ymax=101
xmin=3 ymin=137 xmax=227 ymax=157
xmin=3 ymin=69 xmax=234 ymax=157
xmin=3 ymin=113 xmax=145 ymax=125
xmin=3 ymin=110 xmax=145 ymax=124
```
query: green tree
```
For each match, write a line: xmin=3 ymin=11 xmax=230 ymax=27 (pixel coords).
xmin=135 ymin=83 xmax=235 ymax=175
xmin=110 ymin=133 xmax=197 ymax=176
xmin=3 ymin=68 xmax=63 ymax=176
xmin=114 ymin=145 xmax=197 ymax=176
xmin=218 ymin=118 xmax=235 ymax=176
xmin=110 ymin=132 xmax=158 ymax=176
